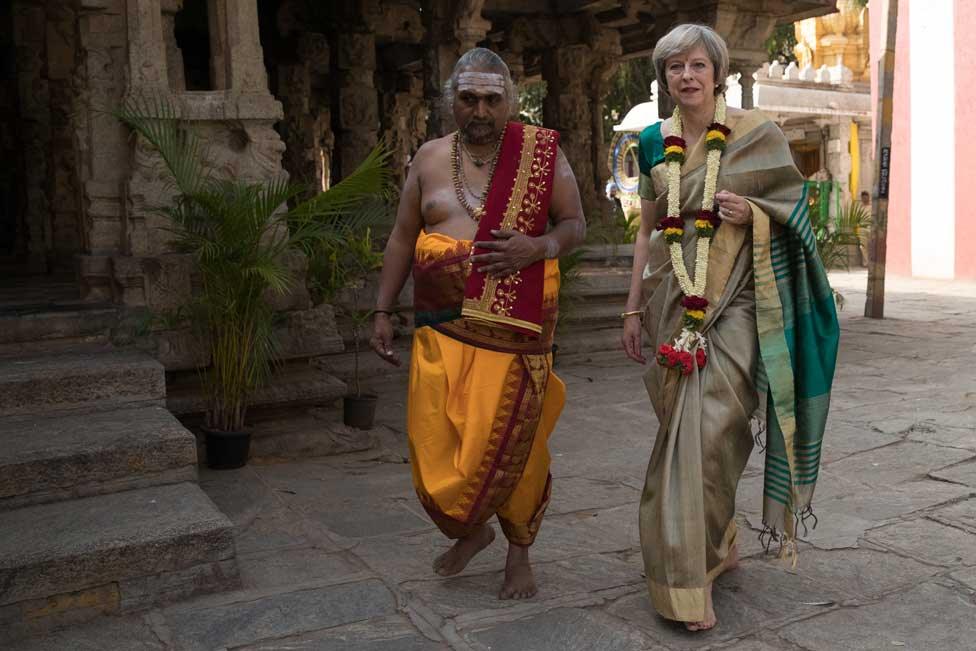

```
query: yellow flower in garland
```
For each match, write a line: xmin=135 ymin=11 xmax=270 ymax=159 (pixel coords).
xmin=663 ymin=136 xmax=686 ymax=164
xmin=705 ymin=123 xmax=731 ymax=152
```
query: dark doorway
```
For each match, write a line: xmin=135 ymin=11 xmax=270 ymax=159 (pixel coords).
xmin=0 ymin=2 xmax=23 ymax=263
xmin=791 ymin=143 xmax=821 ymax=179
xmin=175 ymin=1 xmax=213 ymax=91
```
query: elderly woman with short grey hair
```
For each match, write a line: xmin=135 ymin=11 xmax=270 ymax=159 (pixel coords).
xmin=620 ymin=24 xmax=840 ymax=630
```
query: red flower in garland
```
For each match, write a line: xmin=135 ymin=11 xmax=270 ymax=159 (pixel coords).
xmin=679 ymin=351 xmax=694 ymax=375
xmin=656 ymin=216 xmax=684 ymax=231
xmin=664 ymin=135 xmax=687 ymax=148
xmin=696 ymin=348 xmax=707 ymax=369
xmin=681 ymin=295 xmax=709 ymax=310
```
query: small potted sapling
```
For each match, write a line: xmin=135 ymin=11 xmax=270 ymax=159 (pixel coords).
xmin=309 ymin=200 xmax=390 ymax=429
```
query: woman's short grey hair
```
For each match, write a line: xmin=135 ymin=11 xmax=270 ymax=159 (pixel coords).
xmin=652 ymin=24 xmax=730 ymax=96
xmin=443 ymin=48 xmax=518 ymax=116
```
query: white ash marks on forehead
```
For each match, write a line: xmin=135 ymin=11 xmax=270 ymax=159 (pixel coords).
xmin=457 ymin=71 xmax=506 ymax=94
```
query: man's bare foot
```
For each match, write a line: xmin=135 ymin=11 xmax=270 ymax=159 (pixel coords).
xmin=432 ymin=525 xmax=495 ymax=577
xmin=685 ymin=582 xmax=717 ymax=631
xmin=499 ymin=543 xmax=537 ymax=600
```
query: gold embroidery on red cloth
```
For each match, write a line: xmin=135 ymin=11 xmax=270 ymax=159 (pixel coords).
xmin=462 ymin=125 xmax=558 ymax=334
xmin=491 ymin=270 xmax=522 ymax=316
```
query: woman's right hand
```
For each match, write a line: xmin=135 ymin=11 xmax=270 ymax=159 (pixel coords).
xmin=369 ymin=314 xmax=401 ymax=366
xmin=621 ymin=315 xmax=646 ymax=364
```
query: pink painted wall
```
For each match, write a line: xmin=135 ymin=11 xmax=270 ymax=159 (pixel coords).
xmin=871 ymin=2 xmax=912 ymax=276
xmin=956 ymin=0 xmax=976 ymax=279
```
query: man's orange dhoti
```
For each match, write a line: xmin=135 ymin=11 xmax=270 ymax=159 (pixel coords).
xmin=408 ymin=122 xmax=565 ymax=545
xmin=408 ymin=231 xmax=565 ymax=545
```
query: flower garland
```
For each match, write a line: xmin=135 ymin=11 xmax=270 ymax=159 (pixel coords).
xmin=655 ymin=94 xmax=731 ymax=375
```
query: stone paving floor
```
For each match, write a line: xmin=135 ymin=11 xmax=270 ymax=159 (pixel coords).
xmin=17 ymin=271 xmax=976 ymax=650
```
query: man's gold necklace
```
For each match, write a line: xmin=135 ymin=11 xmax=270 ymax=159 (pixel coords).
xmin=460 ymin=137 xmax=498 ymax=167
xmin=451 ymin=129 xmax=504 ymax=221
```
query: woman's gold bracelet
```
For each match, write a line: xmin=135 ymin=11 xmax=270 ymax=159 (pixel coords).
xmin=620 ymin=310 xmax=643 ymax=320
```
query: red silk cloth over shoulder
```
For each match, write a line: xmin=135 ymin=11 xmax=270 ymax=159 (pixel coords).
xmin=461 ymin=122 xmax=560 ymax=336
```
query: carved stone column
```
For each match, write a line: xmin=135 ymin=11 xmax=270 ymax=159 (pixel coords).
xmin=827 ymin=120 xmax=853 ymax=204
xmin=72 ymin=0 xmax=130 ymax=300
xmin=422 ymin=0 xmax=490 ymax=138
xmin=126 ymin=0 xmax=169 ymax=91
xmin=588 ymin=27 xmax=623 ymax=218
xmin=161 ymin=0 xmax=185 ymax=91
xmin=215 ymin=0 xmax=269 ymax=93
xmin=381 ymin=73 xmax=428 ymax=189
xmin=737 ymin=68 xmax=755 ymax=109
xmin=117 ymin=0 xmax=291 ymax=311
xmin=543 ymin=44 xmax=598 ymax=215
xmin=277 ymin=31 xmax=333 ymax=193
xmin=336 ymin=32 xmax=378 ymax=178
xmin=12 ymin=1 xmax=50 ymax=273
xmin=454 ymin=0 xmax=490 ymax=54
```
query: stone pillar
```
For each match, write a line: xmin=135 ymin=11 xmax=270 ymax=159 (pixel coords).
xmin=115 ymin=0 xmax=291 ymax=310
xmin=381 ymin=73 xmax=428 ymax=188
xmin=335 ymin=32 xmax=378 ymax=179
xmin=827 ymin=120 xmax=853 ymax=205
xmin=161 ymin=0 xmax=185 ymax=91
xmin=277 ymin=32 xmax=333 ymax=193
xmin=588 ymin=28 xmax=622 ymax=219
xmin=45 ymin=1 xmax=83 ymax=269
xmin=126 ymin=0 xmax=169 ymax=90
xmin=74 ymin=0 xmax=129 ymax=300
xmin=543 ymin=44 xmax=598 ymax=215
xmin=856 ymin=117 xmax=873 ymax=199
xmin=421 ymin=0 xmax=490 ymax=138
xmin=737 ymin=69 xmax=755 ymax=109
xmin=12 ymin=1 xmax=50 ymax=273
xmin=217 ymin=0 xmax=269 ymax=92
xmin=454 ymin=0 xmax=490 ymax=54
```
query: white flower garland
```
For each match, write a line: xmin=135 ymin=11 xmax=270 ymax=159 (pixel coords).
xmin=654 ymin=95 xmax=730 ymax=375
xmin=666 ymin=95 xmax=726 ymax=297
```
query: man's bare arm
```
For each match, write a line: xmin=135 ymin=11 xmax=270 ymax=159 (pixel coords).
xmin=537 ymin=147 xmax=587 ymax=258
xmin=472 ymin=148 xmax=586 ymax=277
xmin=370 ymin=147 xmax=426 ymax=365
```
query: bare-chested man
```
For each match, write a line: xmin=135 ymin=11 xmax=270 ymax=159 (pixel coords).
xmin=369 ymin=48 xmax=585 ymax=599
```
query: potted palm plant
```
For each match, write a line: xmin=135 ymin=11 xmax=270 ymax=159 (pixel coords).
xmin=813 ymin=199 xmax=872 ymax=308
xmin=117 ymin=97 xmax=391 ymax=468
xmin=308 ymin=200 xmax=390 ymax=429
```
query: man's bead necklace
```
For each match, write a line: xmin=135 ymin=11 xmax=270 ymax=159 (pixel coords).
xmin=451 ymin=128 xmax=504 ymax=221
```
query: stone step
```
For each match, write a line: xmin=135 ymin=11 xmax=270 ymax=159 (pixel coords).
xmin=578 ymin=243 xmax=635 ymax=266
xmin=0 ymin=350 xmax=165 ymax=417
xmin=565 ymin=295 xmax=629 ymax=323
xmin=0 ymin=482 xmax=237 ymax=618
xmin=0 ymin=406 xmax=197 ymax=512
xmin=0 ymin=304 xmax=119 ymax=346
xmin=570 ymin=268 xmax=632 ymax=298
xmin=553 ymin=326 xmax=625 ymax=360
xmin=166 ymin=363 xmax=347 ymax=416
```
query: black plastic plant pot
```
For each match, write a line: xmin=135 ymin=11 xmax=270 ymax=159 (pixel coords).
xmin=203 ymin=428 xmax=251 ymax=469
xmin=343 ymin=393 xmax=378 ymax=430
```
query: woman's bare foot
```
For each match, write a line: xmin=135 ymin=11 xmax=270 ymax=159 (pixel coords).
xmin=432 ymin=525 xmax=495 ymax=576
xmin=723 ymin=543 xmax=740 ymax=573
xmin=498 ymin=543 xmax=537 ymax=600
xmin=685 ymin=582 xmax=717 ymax=631
xmin=684 ymin=545 xmax=737 ymax=631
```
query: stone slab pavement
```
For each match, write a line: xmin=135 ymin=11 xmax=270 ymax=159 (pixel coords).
xmin=15 ymin=272 xmax=976 ymax=651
